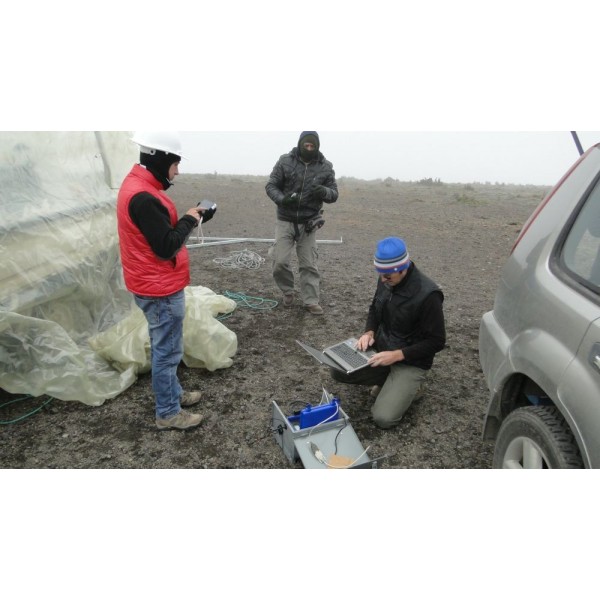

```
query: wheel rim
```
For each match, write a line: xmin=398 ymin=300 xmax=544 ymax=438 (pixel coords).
xmin=502 ymin=436 xmax=551 ymax=469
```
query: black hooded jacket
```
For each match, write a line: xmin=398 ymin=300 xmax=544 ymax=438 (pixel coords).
xmin=265 ymin=137 xmax=338 ymax=224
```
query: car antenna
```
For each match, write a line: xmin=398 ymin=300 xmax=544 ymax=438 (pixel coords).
xmin=571 ymin=131 xmax=584 ymax=156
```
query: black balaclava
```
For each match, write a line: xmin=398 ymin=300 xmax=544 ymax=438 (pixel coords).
xmin=298 ymin=131 xmax=320 ymax=162
xmin=140 ymin=149 xmax=181 ymax=190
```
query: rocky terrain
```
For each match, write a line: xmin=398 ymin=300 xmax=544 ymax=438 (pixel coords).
xmin=0 ymin=174 xmax=549 ymax=468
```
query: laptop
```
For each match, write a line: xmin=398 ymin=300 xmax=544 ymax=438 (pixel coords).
xmin=296 ymin=338 xmax=376 ymax=374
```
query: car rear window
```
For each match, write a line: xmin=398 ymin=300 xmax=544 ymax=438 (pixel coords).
xmin=560 ymin=178 xmax=600 ymax=293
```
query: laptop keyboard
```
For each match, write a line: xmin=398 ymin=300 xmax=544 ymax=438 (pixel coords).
xmin=328 ymin=343 xmax=370 ymax=368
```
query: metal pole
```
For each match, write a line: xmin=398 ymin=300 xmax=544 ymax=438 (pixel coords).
xmin=571 ymin=131 xmax=584 ymax=156
xmin=192 ymin=236 xmax=344 ymax=243
xmin=187 ymin=237 xmax=343 ymax=249
xmin=194 ymin=237 xmax=270 ymax=241
xmin=187 ymin=239 xmax=249 ymax=248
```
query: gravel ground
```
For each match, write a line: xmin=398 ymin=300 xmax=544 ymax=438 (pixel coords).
xmin=0 ymin=174 xmax=549 ymax=469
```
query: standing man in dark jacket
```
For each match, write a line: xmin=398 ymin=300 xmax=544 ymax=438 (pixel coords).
xmin=265 ymin=131 xmax=338 ymax=315
xmin=330 ymin=237 xmax=446 ymax=429
xmin=117 ymin=131 xmax=210 ymax=431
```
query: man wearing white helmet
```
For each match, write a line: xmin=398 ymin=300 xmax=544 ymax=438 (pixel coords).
xmin=117 ymin=131 xmax=207 ymax=431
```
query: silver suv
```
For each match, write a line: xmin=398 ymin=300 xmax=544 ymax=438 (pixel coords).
xmin=479 ymin=143 xmax=600 ymax=468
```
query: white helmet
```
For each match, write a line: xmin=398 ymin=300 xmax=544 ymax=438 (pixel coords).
xmin=131 ymin=131 xmax=184 ymax=158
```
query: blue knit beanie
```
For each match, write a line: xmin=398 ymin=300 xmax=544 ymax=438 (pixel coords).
xmin=374 ymin=237 xmax=411 ymax=273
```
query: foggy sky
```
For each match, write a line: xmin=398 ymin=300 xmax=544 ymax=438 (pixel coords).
xmin=179 ymin=131 xmax=600 ymax=186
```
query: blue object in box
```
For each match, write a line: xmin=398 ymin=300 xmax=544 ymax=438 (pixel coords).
xmin=288 ymin=399 xmax=340 ymax=429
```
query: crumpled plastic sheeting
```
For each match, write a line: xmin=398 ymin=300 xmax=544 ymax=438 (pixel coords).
xmin=178 ymin=286 xmax=238 ymax=370
xmin=0 ymin=286 xmax=237 ymax=406
xmin=1 ymin=132 xmax=133 ymax=315
xmin=0 ymin=310 xmax=139 ymax=404
xmin=0 ymin=132 xmax=237 ymax=406
xmin=89 ymin=286 xmax=238 ymax=374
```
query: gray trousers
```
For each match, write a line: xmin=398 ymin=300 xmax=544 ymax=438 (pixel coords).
xmin=331 ymin=363 xmax=427 ymax=429
xmin=270 ymin=220 xmax=320 ymax=306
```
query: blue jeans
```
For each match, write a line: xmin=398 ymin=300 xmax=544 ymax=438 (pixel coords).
xmin=134 ymin=290 xmax=185 ymax=419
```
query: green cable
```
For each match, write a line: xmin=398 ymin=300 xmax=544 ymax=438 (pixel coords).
xmin=0 ymin=395 xmax=54 ymax=425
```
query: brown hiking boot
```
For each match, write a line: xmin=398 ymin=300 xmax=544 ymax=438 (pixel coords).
xmin=305 ymin=304 xmax=324 ymax=315
xmin=282 ymin=293 xmax=294 ymax=308
xmin=156 ymin=410 xmax=203 ymax=431
xmin=181 ymin=391 xmax=202 ymax=407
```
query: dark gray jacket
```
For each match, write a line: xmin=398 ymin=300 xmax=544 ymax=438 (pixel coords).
xmin=265 ymin=147 xmax=338 ymax=224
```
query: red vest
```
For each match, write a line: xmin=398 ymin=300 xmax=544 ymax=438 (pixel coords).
xmin=117 ymin=164 xmax=190 ymax=296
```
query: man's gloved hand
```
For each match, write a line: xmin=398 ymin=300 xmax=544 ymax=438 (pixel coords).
xmin=281 ymin=192 xmax=299 ymax=206
xmin=200 ymin=209 xmax=215 ymax=224
xmin=311 ymin=185 xmax=329 ymax=201
xmin=197 ymin=200 xmax=217 ymax=223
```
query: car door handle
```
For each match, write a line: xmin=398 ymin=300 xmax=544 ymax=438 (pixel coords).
xmin=590 ymin=344 xmax=600 ymax=373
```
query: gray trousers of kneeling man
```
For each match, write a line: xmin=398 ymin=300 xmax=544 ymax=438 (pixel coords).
xmin=330 ymin=362 xmax=427 ymax=429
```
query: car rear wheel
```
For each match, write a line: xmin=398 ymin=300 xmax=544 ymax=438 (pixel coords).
xmin=493 ymin=406 xmax=583 ymax=469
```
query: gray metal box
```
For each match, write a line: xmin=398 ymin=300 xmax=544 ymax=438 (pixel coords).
xmin=271 ymin=400 xmax=384 ymax=469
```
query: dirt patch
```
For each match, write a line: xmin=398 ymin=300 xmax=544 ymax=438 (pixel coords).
xmin=0 ymin=175 xmax=549 ymax=468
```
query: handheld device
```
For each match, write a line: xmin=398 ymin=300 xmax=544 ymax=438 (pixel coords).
xmin=197 ymin=200 xmax=217 ymax=223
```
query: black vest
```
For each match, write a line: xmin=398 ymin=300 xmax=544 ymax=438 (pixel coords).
xmin=373 ymin=264 xmax=443 ymax=369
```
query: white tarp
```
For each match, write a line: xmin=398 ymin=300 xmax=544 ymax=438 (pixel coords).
xmin=0 ymin=132 xmax=237 ymax=405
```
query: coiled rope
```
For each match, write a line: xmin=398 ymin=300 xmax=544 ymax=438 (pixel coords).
xmin=213 ymin=249 xmax=265 ymax=270
xmin=223 ymin=291 xmax=278 ymax=312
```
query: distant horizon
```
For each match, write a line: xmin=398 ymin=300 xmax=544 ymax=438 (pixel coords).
xmin=177 ymin=132 xmax=599 ymax=188
xmin=176 ymin=170 xmax=553 ymax=188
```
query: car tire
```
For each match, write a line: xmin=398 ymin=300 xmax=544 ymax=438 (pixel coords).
xmin=493 ymin=406 xmax=583 ymax=469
